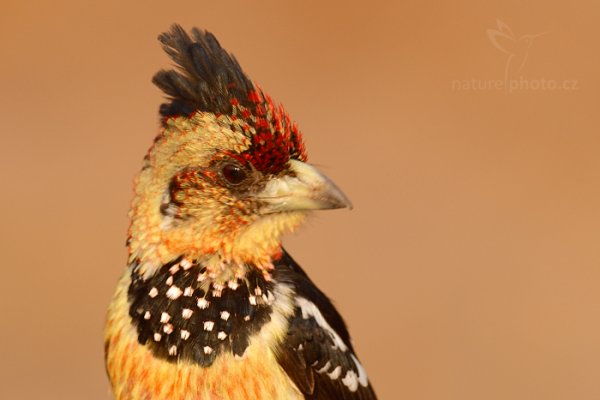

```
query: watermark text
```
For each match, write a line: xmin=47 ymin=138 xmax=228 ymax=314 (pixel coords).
xmin=451 ymin=77 xmax=578 ymax=93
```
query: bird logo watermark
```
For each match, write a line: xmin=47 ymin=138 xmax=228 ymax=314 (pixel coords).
xmin=451 ymin=19 xmax=578 ymax=93
xmin=487 ymin=19 xmax=547 ymax=82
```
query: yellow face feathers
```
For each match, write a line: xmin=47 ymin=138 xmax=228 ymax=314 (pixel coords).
xmin=127 ymin=112 xmax=308 ymax=277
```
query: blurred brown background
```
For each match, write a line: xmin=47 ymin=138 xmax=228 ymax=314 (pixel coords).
xmin=1 ymin=0 xmax=599 ymax=399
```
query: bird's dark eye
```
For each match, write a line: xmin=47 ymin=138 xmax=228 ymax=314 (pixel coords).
xmin=221 ymin=163 xmax=248 ymax=185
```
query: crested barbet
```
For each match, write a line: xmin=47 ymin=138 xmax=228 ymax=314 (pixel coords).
xmin=104 ymin=24 xmax=377 ymax=400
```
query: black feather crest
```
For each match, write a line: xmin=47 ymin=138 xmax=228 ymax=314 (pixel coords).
xmin=152 ymin=24 xmax=255 ymax=119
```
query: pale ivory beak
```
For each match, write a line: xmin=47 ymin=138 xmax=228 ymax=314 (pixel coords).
xmin=258 ymin=159 xmax=352 ymax=214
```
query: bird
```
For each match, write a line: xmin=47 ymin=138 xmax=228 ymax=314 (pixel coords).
xmin=104 ymin=24 xmax=377 ymax=400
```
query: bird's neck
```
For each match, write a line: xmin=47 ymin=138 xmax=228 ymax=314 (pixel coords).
xmin=127 ymin=181 xmax=306 ymax=278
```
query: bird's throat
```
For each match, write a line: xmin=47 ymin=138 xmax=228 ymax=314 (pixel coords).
xmin=128 ymin=204 xmax=306 ymax=279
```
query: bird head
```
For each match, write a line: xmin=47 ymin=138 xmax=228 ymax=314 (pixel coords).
xmin=128 ymin=25 xmax=351 ymax=278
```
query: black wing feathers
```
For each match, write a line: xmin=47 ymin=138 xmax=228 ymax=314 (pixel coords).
xmin=152 ymin=25 xmax=255 ymax=119
xmin=279 ymin=251 xmax=354 ymax=352
xmin=274 ymin=251 xmax=377 ymax=400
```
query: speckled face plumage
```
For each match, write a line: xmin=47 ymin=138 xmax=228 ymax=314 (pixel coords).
xmin=123 ymin=24 xmax=310 ymax=273
xmin=158 ymin=90 xmax=308 ymax=227
xmin=128 ymin=67 xmax=309 ymax=272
